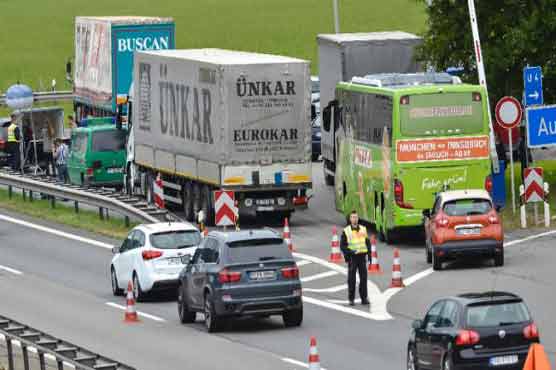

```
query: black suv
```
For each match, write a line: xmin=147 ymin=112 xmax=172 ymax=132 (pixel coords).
xmin=407 ymin=292 xmax=539 ymax=370
xmin=177 ymin=229 xmax=303 ymax=332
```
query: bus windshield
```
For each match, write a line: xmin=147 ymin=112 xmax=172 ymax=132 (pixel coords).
xmin=400 ymin=92 xmax=484 ymax=137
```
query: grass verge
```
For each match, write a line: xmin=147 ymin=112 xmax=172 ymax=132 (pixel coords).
xmin=0 ymin=187 xmax=136 ymax=240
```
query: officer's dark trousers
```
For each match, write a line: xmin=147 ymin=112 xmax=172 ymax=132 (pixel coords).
xmin=347 ymin=253 xmax=368 ymax=302
xmin=7 ymin=143 xmax=20 ymax=170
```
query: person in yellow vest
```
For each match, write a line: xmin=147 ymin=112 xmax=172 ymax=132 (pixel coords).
xmin=340 ymin=210 xmax=371 ymax=306
xmin=6 ymin=113 xmax=21 ymax=170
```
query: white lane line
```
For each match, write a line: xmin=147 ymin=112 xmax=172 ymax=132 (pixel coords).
xmin=0 ymin=264 xmax=23 ymax=275
xmin=304 ymin=284 xmax=347 ymax=293
xmin=303 ymin=296 xmax=391 ymax=321
xmin=0 ymin=213 xmax=114 ymax=249
xmin=296 ymin=260 xmax=312 ymax=267
xmin=105 ymin=302 xmax=167 ymax=322
xmin=300 ymin=270 xmax=338 ymax=283
xmin=505 ymin=230 xmax=556 ymax=247
xmin=282 ymin=357 xmax=328 ymax=370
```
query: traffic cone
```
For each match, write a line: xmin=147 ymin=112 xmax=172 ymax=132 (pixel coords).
xmin=368 ymin=234 xmax=382 ymax=274
xmin=124 ymin=281 xmax=139 ymax=323
xmin=328 ymin=226 xmax=343 ymax=263
xmin=523 ymin=343 xmax=551 ymax=370
xmin=283 ymin=218 xmax=295 ymax=252
xmin=389 ymin=248 xmax=405 ymax=288
xmin=308 ymin=336 xmax=320 ymax=370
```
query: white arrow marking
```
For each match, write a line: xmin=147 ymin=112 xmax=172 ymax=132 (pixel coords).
xmin=528 ymin=91 xmax=540 ymax=100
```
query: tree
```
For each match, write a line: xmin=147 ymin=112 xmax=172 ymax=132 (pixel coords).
xmin=416 ymin=0 xmax=556 ymax=104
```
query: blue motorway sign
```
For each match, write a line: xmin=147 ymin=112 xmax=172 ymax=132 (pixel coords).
xmin=526 ymin=105 xmax=556 ymax=148
xmin=523 ymin=66 xmax=543 ymax=106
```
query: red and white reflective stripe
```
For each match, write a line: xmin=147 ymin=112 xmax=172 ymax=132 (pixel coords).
xmin=308 ymin=337 xmax=320 ymax=370
xmin=524 ymin=167 xmax=544 ymax=203
xmin=153 ymin=174 xmax=165 ymax=209
xmin=371 ymin=244 xmax=378 ymax=265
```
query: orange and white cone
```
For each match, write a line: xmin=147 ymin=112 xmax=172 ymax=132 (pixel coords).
xmin=308 ymin=336 xmax=320 ymax=370
xmin=389 ymin=248 xmax=405 ymax=288
xmin=368 ymin=234 xmax=382 ymax=274
xmin=328 ymin=226 xmax=342 ymax=263
xmin=124 ymin=281 xmax=140 ymax=323
xmin=283 ymin=218 xmax=295 ymax=252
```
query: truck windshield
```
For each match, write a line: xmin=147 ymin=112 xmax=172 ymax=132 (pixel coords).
xmin=92 ymin=130 xmax=126 ymax=152
xmin=400 ymin=92 xmax=484 ymax=137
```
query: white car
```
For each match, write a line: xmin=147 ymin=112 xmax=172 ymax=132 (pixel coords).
xmin=110 ymin=222 xmax=201 ymax=301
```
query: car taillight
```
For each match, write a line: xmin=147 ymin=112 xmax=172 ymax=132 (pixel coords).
xmin=86 ymin=168 xmax=94 ymax=176
xmin=293 ymin=196 xmax=308 ymax=206
xmin=435 ymin=214 xmax=449 ymax=228
xmin=523 ymin=323 xmax=539 ymax=340
xmin=455 ymin=329 xmax=480 ymax=346
xmin=472 ymin=92 xmax=482 ymax=101
xmin=281 ymin=266 xmax=299 ymax=279
xmin=218 ymin=269 xmax=241 ymax=283
xmin=142 ymin=250 xmax=163 ymax=260
xmin=485 ymin=176 xmax=493 ymax=193
xmin=394 ymin=179 xmax=413 ymax=209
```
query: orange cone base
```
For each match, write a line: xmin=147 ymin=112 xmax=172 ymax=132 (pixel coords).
xmin=329 ymin=253 xmax=343 ymax=263
xmin=368 ymin=265 xmax=383 ymax=274
xmin=124 ymin=313 xmax=140 ymax=323
xmin=389 ymin=279 xmax=405 ymax=288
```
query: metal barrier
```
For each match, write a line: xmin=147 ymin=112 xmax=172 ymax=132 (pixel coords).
xmin=0 ymin=314 xmax=134 ymax=370
xmin=0 ymin=169 xmax=172 ymax=226
xmin=0 ymin=91 xmax=73 ymax=106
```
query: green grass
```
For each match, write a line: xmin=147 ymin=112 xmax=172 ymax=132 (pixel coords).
xmin=0 ymin=0 xmax=426 ymax=92
xmin=0 ymin=188 xmax=137 ymax=240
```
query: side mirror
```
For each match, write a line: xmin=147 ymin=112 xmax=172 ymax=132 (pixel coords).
xmin=412 ymin=319 xmax=423 ymax=330
xmin=422 ymin=209 xmax=431 ymax=218
xmin=112 ymin=246 xmax=120 ymax=254
xmin=181 ymin=254 xmax=192 ymax=265
xmin=495 ymin=205 xmax=502 ymax=213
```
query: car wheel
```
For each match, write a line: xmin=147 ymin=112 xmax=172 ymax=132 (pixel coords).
xmin=111 ymin=267 xmax=124 ymax=296
xmin=133 ymin=273 xmax=146 ymax=302
xmin=204 ymin=291 xmax=221 ymax=333
xmin=407 ymin=346 xmax=419 ymax=370
xmin=283 ymin=307 xmax=303 ymax=327
xmin=426 ymin=239 xmax=432 ymax=264
xmin=177 ymin=286 xmax=196 ymax=324
xmin=432 ymin=248 xmax=443 ymax=271
xmin=494 ymin=248 xmax=504 ymax=267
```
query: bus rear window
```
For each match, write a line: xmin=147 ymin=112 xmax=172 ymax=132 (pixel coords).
xmin=92 ymin=131 xmax=126 ymax=152
xmin=400 ymin=93 xmax=484 ymax=136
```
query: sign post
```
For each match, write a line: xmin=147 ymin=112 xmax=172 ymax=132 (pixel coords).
xmin=495 ymin=96 xmax=523 ymax=214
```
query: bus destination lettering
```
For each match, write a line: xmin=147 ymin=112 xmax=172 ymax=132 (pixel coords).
xmin=410 ymin=105 xmax=473 ymax=119
xmin=396 ymin=136 xmax=489 ymax=162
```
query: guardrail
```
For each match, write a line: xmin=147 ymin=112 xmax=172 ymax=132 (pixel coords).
xmin=0 ymin=314 xmax=135 ymax=370
xmin=0 ymin=169 xmax=173 ymax=226
xmin=0 ymin=91 xmax=74 ymax=106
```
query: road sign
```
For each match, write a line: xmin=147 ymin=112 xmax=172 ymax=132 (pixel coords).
xmin=524 ymin=167 xmax=544 ymax=203
xmin=495 ymin=96 xmax=522 ymax=129
xmin=526 ymin=105 xmax=556 ymax=148
xmin=523 ymin=66 xmax=543 ymax=106
xmin=153 ymin=174 xmax=165 ymax=209
xmin=214 ymin=190 xmax=237 ymax=226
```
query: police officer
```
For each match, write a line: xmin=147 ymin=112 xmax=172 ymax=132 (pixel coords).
xmin=340 ymin=210 xmax=371 ymax=306
xmin=6 ymin=113 xmax=21 ymax=170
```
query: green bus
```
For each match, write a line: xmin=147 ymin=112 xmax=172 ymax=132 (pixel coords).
xmin=327 ymin=73 xmax=492 ymax=243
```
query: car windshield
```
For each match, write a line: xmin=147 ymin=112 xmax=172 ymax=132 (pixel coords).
xmin=466 ymin=301 xmax=531 ymax=327
xmin=443 ymin=198 xmax=492 ymax=216
xmin=150 ymin=230 xmax=201 ymax=250
xmin=226 ymin=238 xmax=291 ymax=263
xmin=92 ymin=130 xmax=126 ymax=152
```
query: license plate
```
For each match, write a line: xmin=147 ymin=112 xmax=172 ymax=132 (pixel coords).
xmin=166 ymin=257 xmax=182 ymax=266
xmin=489 ymin=355 xmax=518 ymax=366
xmin=456 ymin=227 xmax=481 ymax=235
xmin=249 ymin=270 xmax=276 ymax=281
xmin=107 ymin=167 xmax=123 ymax=174
xmin=257 ymin=206 xmax=275 ymax=211
xmin=256 ymin=199 xmax=275 ymax=206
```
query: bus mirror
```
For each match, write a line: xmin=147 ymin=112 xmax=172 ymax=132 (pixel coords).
xmin=422 ymin=209 xmax=431 ymax=218
xmin=322 ymin=106 xmax=331 ymax=132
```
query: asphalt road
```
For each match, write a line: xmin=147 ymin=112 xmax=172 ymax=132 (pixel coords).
xmin=1 ymin=163 xmax=556 ymax=370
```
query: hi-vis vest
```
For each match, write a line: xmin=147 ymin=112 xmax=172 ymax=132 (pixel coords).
xmin=344 ymin=225 xmax=368 ymax=254
xmin=7 ymin=123 xmax=19 ymax=143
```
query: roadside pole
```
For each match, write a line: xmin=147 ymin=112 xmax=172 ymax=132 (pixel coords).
xmin=332 ymin=0 xmax=340 ymax=33
xmin=508 ymin=130 xmax=516 ymax=214
xmin=467 ymin=0 xmax=500 ymax=173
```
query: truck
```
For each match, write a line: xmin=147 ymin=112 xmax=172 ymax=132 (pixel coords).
xmin=126 ymin=49 xmax=313 ymax=224
xmin=73 ymin=16 xmax=175 ymax=122
xmin=317 ymin=31 xmax=422 ymax=185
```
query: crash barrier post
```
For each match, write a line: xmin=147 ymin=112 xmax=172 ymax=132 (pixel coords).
xmin=521 ymin=167 xmax=550 ymax=228
xmin=543 ymin=182 xmax=550 ymax=228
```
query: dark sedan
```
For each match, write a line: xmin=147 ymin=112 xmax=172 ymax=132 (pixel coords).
xmin=177 ymin=229 xmax=303 ymax=332
xmin=407 ymin=292 xmax=539 ymax=370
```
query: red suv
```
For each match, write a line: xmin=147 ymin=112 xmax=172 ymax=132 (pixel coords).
xmin=423 ymin=190 xmax=503 ymax=271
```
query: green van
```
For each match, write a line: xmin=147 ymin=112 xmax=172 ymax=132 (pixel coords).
xmin=68 ymin=119 xmax=127 ymax=188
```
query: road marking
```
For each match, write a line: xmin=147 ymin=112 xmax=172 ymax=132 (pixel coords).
xmin=0 ymin=264 xmax=23 ymax=275
xmin=300 ymin=270 xmax=338 ymax=283
xmin=0 ymin=213 xmax=114 ymax=249
xmin=282 ymin=357 xmax=327 ymax=370
xmin=296 ymin=260 xmax=312 ymax=267
xmin=303 ymin=296 xmax=391 ymax=321
xmin=304 ymin=284 xmax=347 ymax=293
xmin=505 ymin=230 xmax=556 ymax=247
xmin=105 ymin=302 xmax=166 ymax=322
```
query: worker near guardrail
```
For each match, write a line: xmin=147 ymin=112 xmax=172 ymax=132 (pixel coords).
xmin=53 ymin=138 xmax=68 ymax=183
xmin=7 ymin=113 xmax=21 ymax=171
xmin=340 ymin=210 xmax=371 ymax=306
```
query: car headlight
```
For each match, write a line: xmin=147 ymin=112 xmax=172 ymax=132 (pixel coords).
xmin=244 ymin=198 xmax=253 ymax=207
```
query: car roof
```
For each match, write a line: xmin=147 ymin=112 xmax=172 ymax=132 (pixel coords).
xmin=439 ymin=189 xmax=492 ymax=203
xmin=452 ymin=291 xmax=522 ymax=305
xmin=207 ymin=229 xmax=281 ymax=243
xmin=135 ymin=222 xmax=198 ymax=234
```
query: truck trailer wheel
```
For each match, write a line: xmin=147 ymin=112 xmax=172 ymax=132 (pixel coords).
xmin=323 ymin=163 xmax=334 ymax=186
xmin=182 ymin=182 xmax=193 ymax=222
xmin=202 ymin=185 xmax=215 ymax=226
xmin=192 ymin=183 xmax=202 ymax=222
